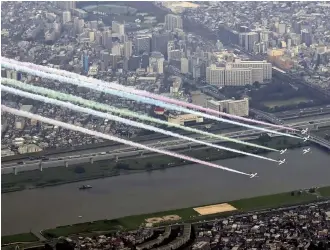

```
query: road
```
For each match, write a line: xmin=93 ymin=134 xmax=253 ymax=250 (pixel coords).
xmin=2 ymin=117 xmax=330 ymax=174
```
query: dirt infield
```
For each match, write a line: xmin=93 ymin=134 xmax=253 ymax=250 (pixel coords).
xmin=145 ymin=214 xmax=182 ymax=224
xmin=193 ymin=203 xmax=237 ymax=215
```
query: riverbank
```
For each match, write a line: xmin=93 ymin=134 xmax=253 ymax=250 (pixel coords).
xmin=1 ymin=136 xmax=309 ymax=193
xmin=2 ymin=186 xmax=329 ymax=245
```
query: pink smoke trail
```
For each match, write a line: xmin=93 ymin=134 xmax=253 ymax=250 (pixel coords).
xmin=1 ymin=105 xmax=252 ymax=177
xmin=2 ymin=57 xmax=296 ymax=131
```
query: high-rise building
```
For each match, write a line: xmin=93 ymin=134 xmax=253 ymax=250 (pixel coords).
xmin=62 ymin=11 xmax=71 ymax=24
xmin=301 ymin=29 xmax=312 ymax=47
xmin=181 ymin=58 xmax=189 ymax=74
xmin=152 ymin=32 xmax=170 ymax=56
xmin=82 ymin=53 xmax=89 ymax=73
xmin=128 ymin=56 xmax=141 ymax=71
xmin=124 ymin=40 xmax=133 ymax=59
xmin=141 ymin=53 xmax=149 ymax=69
xmin=278 ymin=23 xmax=286 ymax=34
xmin=57 ymin=1 xmax=76 ymax=10
xmin=149 ymin=52 xmax=164 ymax=74
xmin=89 ymin=20 xmax=98 ymax=30
xmin=111 ymin=43 xmax=122 ymax=56
xmin=112 ymin=21 xmax=125 ymax=36
xmin=73 ymin=18 xmax=84 ymax=34
xmin=168 ymin=49 xmax=182 ymax=61
xmin=101 ymin=50 xmax=110 ymax=68
xmin=136 ymin=36 xmax=151 ymax=54
xmin=240 ymin=32 xmax=259 ymax=52
xmin=165 ymin=14 xmax=183 ymax=31
xmin=102 ymin=30 xmax=112 ymax=49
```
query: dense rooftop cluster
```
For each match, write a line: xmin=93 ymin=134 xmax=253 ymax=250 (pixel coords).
xmin=48 ymin=202 xmax=330 ymax=250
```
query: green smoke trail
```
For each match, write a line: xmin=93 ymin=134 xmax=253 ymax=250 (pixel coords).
xmin=2 ymin=78 xmax=278 ymax=152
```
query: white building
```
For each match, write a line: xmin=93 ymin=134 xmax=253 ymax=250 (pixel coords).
xmin=207 ymin=98 xmax=249 ymax=117
xmin=168 ymin=114 xmax=203 ymax=125
xmin=228 ymin=59 xmax=272 ymax=81
xmin=111 ymin=43 xmax=122 ymax=56
xmin=112 ymin=21 xmax=125 ymax=36
xmin=124 ymin=40 xmax=133 ymax=59
xmin=165 ymin=14 xmax=183 ymax=31
xmin=206 ymin=64 xmax=225 ymax=86
xmin=149 ymin=52 xmax=164 ymax=74
xmin=227 ymin=98 xmax=249 ymax=117
xmin=224 ymin=65 xmax=253 ymax=86
xmin=181 ymin=58 xmax=189 ymax=74
xmin=62 ymin=11 xmax=71 ymax=24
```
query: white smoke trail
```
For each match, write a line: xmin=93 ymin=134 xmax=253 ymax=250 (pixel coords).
xmin=1 ymin=105 xmax=253 ymax=177
xmin=2 ymin=78 xmax=278 ymax=152
xmin=1 ymin=85 xmax=279 ymax=163
xmin=1 ymin=61 xmax=301 ymax=139
xmin=1 ymin=57 xmax=296 ymax=131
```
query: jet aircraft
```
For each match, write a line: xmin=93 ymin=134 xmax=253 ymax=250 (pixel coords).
xmin=280 ymin=149 xmax=287 ymax=154
xmin=249 ymin=173 xmax=258 ymax=178
xmin=278 ymin=159 xmax=286 ymax=165
xmin=303 ymin=148 xmax=311 ymax=154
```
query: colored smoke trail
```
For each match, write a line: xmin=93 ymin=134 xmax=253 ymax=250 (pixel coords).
xmin=1 ymin=85 xmax=279 ymax=163
xmin=1 ymin=105 xmax=252 ymax=177
xmin=2 ymin=57 xmax=296 ymax=131
xmin=2 ymin=78 xmax=278 ymax=152
xmin=1 ymin=61 xmax=300 ymax=139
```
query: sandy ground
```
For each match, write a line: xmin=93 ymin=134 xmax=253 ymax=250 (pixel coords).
xmin=193 ymin=203 xmax=237 ymax=215
xmin=145 ymin=215 xmax=181 ymax=224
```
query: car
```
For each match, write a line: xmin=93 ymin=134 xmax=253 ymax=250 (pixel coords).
xmin=17 ymin=161 xmax=24 ymax=165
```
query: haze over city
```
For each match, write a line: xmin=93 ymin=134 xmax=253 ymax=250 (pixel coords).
xmin=1 ymin=1 xmax=330 ymax=249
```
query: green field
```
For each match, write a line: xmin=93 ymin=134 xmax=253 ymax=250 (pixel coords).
xmin=319 ymin=186 xmax=330 ymax=197
xmin=41 ymin=188 xmax=324 ymax=239
xmin=262 ymin=97 xmax=311 ymax=108
xmin=1 ymin=233 xmax=39 ymax=245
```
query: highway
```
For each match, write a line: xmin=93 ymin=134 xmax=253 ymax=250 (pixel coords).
xmin=2 ymin=117 xmax=330 ymax=174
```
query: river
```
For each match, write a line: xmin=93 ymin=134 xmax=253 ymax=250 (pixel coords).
xmin=2 ymin=146 xmax=330 ymax=235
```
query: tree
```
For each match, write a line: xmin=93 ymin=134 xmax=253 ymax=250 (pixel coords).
xmin=145 ymin=162 xmax=153 ymax=171
xmin=115 ymin=163 xmax=130 ymax=170
xmin=253 ymin=81 xmax=261 ymax=89
xmin=258 ymin=133 xmax=271 ymax=144
xmin=74 ymin=166 xmax=85 ymax=174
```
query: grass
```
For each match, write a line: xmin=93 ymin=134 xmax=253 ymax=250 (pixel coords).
xmin=1 ymin=233 xmax=39 ymax=245
xmin=319 ymin=186 xmax=330 ymax=197
xmin=42 ymin=188 xmax=322 ymax=239
xmin=262 ymin=97 xmax=311 ymax=108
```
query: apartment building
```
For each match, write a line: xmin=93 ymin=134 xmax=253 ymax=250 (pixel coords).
xmin=165 ymin=14 xmax=183 ymax=31
xmin=228 ymin=59 xmax=272 ymax=81
xmin=207 ymin=98 xmax=249 ymax=117
xmin=224 ymin=66 xmax=253 ymax=86
xmin=206 ymin=64 xmax=225 ymax=86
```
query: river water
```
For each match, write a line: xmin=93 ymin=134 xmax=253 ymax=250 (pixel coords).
xmin=2 ymin=146 xmax=330 ymax=235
